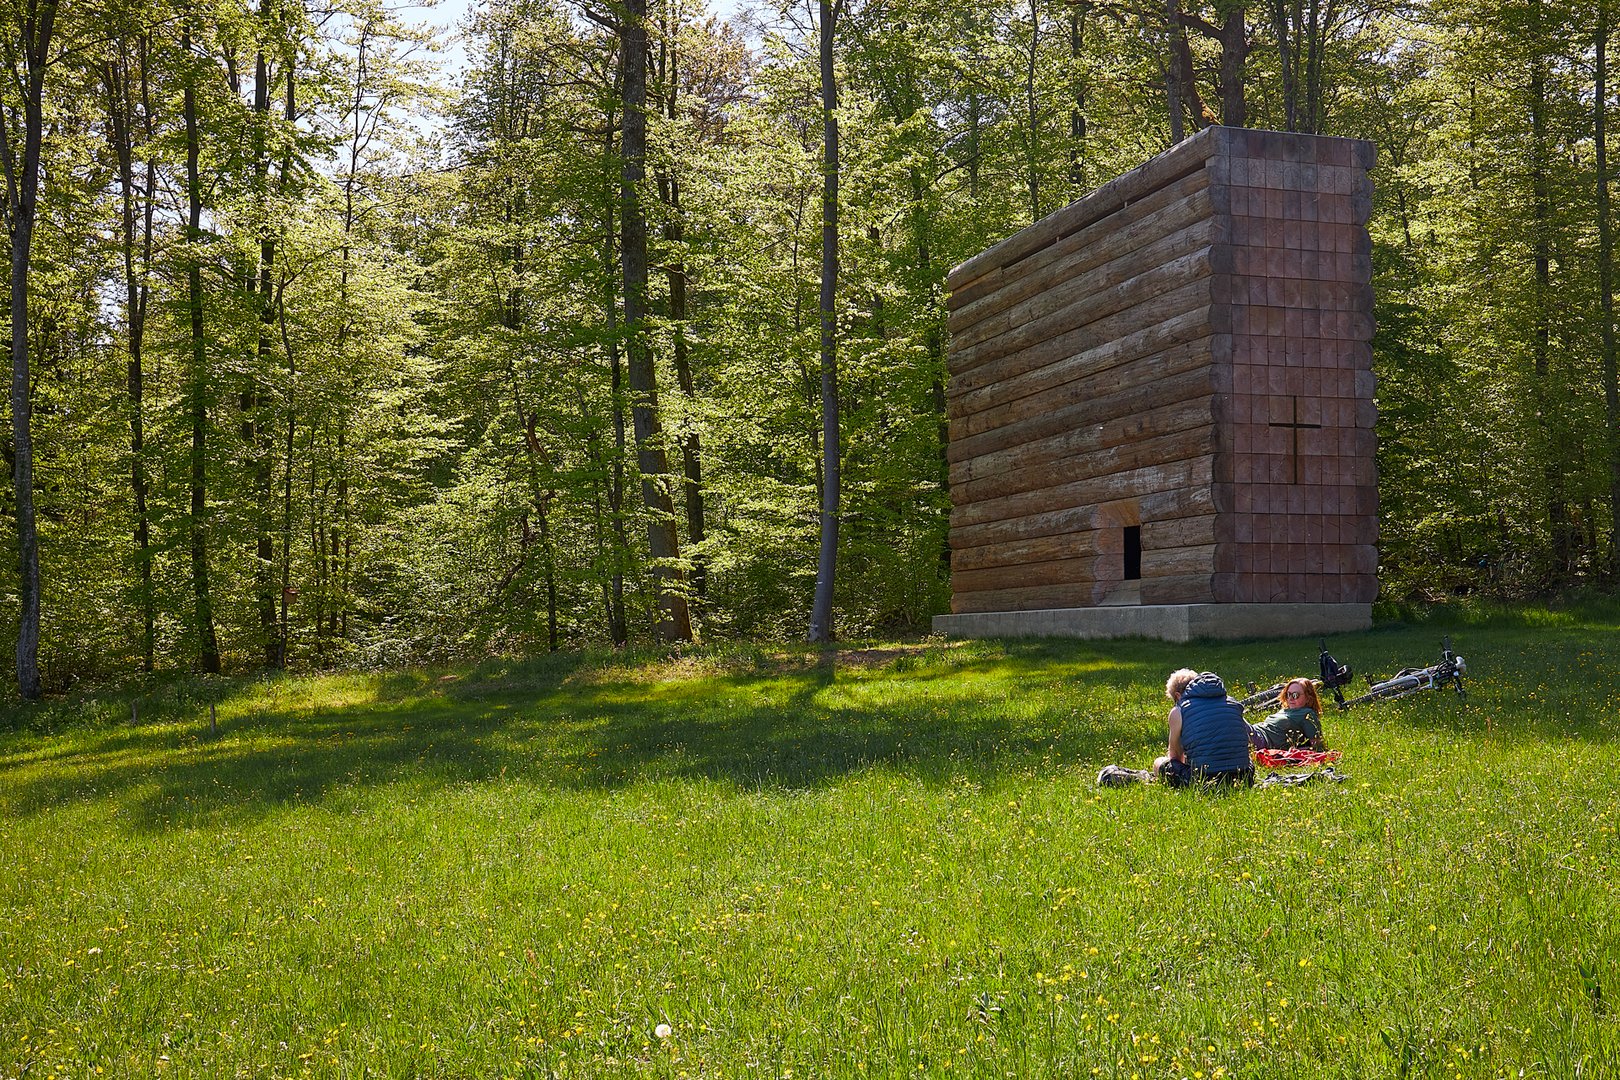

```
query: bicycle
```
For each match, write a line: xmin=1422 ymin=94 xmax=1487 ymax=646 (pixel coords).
xmin=1237 ymin=638 xmax=1467 ymax=713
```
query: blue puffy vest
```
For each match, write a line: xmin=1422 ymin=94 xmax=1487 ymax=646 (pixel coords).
xmin=1178 ymin=672 xmax=1252 ymax=774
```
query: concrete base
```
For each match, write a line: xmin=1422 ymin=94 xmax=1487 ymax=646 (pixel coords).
xmin=932 ymin=603 xmax=1372 ymax=643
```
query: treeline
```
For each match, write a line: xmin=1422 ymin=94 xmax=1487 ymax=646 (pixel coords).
xmin=1 ymin=0 xmax=1618 ymax=692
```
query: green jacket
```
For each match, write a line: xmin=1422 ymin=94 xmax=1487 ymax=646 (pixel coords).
xmin=1248 ymin=706 xmax=1323 ymax=751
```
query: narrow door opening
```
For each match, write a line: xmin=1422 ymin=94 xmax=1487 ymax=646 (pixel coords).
xmin=1123 ymin=525 xmax=1142 ymax=581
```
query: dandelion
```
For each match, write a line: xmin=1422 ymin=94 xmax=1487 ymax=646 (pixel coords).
xmin=655 ymin=1023 xmax=673 ymax=1039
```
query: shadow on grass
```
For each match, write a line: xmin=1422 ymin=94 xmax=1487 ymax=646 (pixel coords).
xmin=0 ymin=643 xmax=1172 ymax=834
xmin=1278 ymin=619 xmax=1620 ymax=747
xmin=6 ymin=616 xmax=1617 ymax=834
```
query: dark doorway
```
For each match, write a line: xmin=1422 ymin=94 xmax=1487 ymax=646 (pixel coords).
xmin=1123 ymin=525 xmax=1142 ymax=581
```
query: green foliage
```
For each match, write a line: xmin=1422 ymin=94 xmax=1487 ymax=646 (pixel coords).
xmin=1353 ymin=5 xmax=1620 ymax=595
xmin=10 ymin=0 xmax=1620 ymax=681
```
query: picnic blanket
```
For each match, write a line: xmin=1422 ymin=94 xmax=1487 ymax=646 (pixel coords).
xmin=1255 ymin=748 xmax=1341 ymax=770
xmin=1257 ymin=766 xmax=1349 ymax=787
xmin=1097 ymin=749 xmax=1348 ymax=789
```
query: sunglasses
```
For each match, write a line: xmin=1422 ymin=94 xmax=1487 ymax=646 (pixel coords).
xmin=1285 ymin=688 xmax=1306 ymax=700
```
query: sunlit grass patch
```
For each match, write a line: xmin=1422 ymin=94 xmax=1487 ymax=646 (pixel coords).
xmin=2 ymin=613 xmax=1619 ymax=1077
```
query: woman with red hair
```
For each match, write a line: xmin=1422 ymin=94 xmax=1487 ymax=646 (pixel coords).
xmin=1247 ymin=678 xmax=1325 ymax=750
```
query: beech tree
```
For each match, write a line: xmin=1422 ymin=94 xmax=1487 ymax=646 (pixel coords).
xmin=0 ymin=0 xmax=58 ymax=698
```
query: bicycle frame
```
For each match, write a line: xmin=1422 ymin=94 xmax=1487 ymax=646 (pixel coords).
xmin=1237 ymin=682 xmax=1289 ymax=712
xmin=1330 ymin=639 xmax=1466 ymax=710
xmin=1237 ymin=638 xmax=1466 ymax=713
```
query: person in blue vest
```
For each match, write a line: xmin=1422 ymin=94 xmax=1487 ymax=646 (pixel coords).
xmin=1153 ymin=668 xmax=1255 ymax=787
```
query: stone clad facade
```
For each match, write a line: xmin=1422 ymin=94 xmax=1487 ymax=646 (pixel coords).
xmin=939 ymin=126 xmax=1378 ymax=634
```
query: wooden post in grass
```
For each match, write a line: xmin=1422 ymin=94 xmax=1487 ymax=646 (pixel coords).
xmin=210 ymin=702 xmax=217 ymax=736
xmin=131 ymin=700 xmax=138 ymax=725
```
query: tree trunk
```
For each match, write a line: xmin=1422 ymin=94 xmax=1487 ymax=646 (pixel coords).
xmin=278 ymin=289 xmax=297 ymax=664
xmin=276 ymin=62 xmax=296 ymax=664
xmin=966 ymin=90 xmax=981 ymax=199
xmin=498 ymin=202 xmax=560 ymax=652
xmin=1528 ymin=4 xmax=1569 ymax=584
xmin=325 ymin=28 xmax=366 ymax=654
xmin=310 ymin=454 xmax=327 ymax=662
xmin=1 ymin=0 xmax=56 ymax=698
xmin=539 ymin=490 xmax=558 ymax=651
xmin=1068 ymin=3 xmax=1088 ymax=188
xmin=1598 ymin=2 xmax=1620 ymax=578
xmin=1269 ymin=0 xmax=1298 ymax=131
xmin=1023 ymin=0 xmax=1042 ymax=218
xmin=103 ymin=40 xmax=157 ymax=673
xmin=1216 ymin=5 xmax=1247 ymax=128
xmin=904 ymin=161 xmax=950 ymax=576
xmin=182 ymin=21 xmax=222 ymax=673
xmin=1164 ymin=0 xmax=1214 ymax=135
xmin=1302 ymin=0 xmax=1333 ymax=134
xmin=592 ymin=115 xmax=629 ymax=647
xmin=665 ymin=205 xmax=709 ymax=604
xmin=602 ymin=127 xmax=629 ymax=646
xmin=328 ymin=420 xmax=350 ymax=643
xmin=620 ymin=0 xmax=692 ymax=643
xmin=809 ymin=0 xmax=841 ymax=644
xmin=248 ymin=1 xmax=281 ymax=667
xmin=1165 ymin=0 xmax=1186 ymax=142
xmin=653 ymin=12 xmax=708 ymax=607
xmin=1270 ymin=0 xmax=1338 ymax=135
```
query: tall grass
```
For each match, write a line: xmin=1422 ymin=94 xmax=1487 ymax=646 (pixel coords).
xmin=2 ymin=616 xmax=1617 ymax=1078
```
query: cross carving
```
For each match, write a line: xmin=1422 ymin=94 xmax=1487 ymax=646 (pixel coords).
xmin=1268 ymin=396 xmax=1321 ymax=485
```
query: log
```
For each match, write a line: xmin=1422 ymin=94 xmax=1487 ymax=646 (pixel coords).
xmin=952 ymin=212 xmax=1219 ymax=358
xmin=952 ymin=453 xmax=1216 ymax=530
xmin=951 ymin=580 xmax=1108 ymax=614
xmin=950 ymin=504 xmax=1107 ymax=552
xmin=952 ymin=527 xmax=1118 ymax=572
xmin=948 ymin=127 xmax=1222 ymax=292
xmin=951 ymin=554 xmax=1107 ymax=593
xmin=949 ymin=321 xmax=1216 ymax=443
xmin=1142 ymin=514 xmax=1217 ymax=550
xmin=950 ymin=213 xmax=1221 ymax=363
xmin=949 ymin=178 xmax=1215 ymax=336
xmin=949 ymin=369 xmax=1215 ymax=482
xmin=949 ymin=244 xmax=1219 ymax=379
xmin=1139 ymin=573 xmax=1216 ymax=605
xmin=952 ymin=425 xmax=1215 ymax=513
xmin=950 ymin=400 xmax=1214 ymax=505
xmin=1140 ymin=543 xmax=1217 ymax=578
xmin=950 ymin=476 xmax=1217 ymax=552
xmin=1140 ymin=482 xmax=1218 ymax=521
xmin=949 ymin=168 xmax=1214 ymax=318
xmin=950 ymin=282 xmax=1216 ymax=420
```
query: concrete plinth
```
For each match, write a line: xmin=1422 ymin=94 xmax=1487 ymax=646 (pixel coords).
xmin=932 ymin=604 xmax=1371 ymax=643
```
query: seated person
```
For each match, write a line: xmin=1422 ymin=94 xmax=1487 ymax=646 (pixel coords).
xmin=1247 ymin=678 xmax=1325 ymax=750
xmin=1153 ymin=668 xmax=1254 ymax=787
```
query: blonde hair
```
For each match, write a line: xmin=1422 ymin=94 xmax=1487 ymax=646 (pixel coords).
xmin=1165 ymin=668 xmax=1199 ymax=702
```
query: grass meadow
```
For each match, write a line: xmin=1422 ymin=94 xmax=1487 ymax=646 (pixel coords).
xmin=2 ymin=606 xmax=1618 ymax=1079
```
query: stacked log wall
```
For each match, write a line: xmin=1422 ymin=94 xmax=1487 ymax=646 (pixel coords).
xmin=944 ymin=126 xmax=1378 ymax=614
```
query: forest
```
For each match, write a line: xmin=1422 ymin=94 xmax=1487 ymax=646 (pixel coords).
xmin=2 ymin=0 xmax=1619 ymax=695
